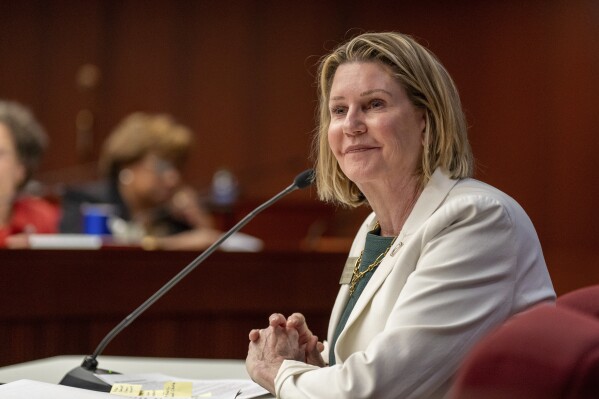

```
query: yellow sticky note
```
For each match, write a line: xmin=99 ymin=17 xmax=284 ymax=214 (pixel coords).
xmin=139 ymin=389 xmax=164 ymax=397
xmin=163 ymin=381 xmax=193 ymax=397
xmin=110 ymin=383 xmax=143 ymax=397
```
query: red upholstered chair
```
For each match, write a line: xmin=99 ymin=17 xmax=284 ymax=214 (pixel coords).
xmin=448 ymin=285 xmax=599 ymax=399
xmin=557 ymin=285 xmax=599 ymax=319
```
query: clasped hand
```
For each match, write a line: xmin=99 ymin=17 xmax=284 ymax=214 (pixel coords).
xmin=246 ymin=313 xmax=325 ymax=394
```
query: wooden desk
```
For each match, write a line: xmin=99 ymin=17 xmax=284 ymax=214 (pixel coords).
xmin=0 ymin=249 xmax=343 ymax=367
xmin=0 ymin=355 xmax=249 ymax=384
xmin=1 ymin=247 xmax=597 ymax=368
xmin=0 ymin=355 xmax=271 ymax=399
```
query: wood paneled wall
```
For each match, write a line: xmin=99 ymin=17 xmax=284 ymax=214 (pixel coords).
xmin=1 ymin=1 xmax=597 ymax=262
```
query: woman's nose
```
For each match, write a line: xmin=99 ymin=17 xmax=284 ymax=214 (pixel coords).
xmin=342 ymin=108 xmax=366 ymax=136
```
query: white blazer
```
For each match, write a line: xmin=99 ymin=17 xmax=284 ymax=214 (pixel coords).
xmin=274 ymin=168 xmax=555 ymax=398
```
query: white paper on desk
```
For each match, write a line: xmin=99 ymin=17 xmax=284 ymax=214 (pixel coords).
xmin=96 ymin=372 xmax=270 ymax=399
xmin=0 ymin=379 xmax=113 ymax=398
xmin=28 ymin=234 xmax=103 ymax=249
xmin=219 ymin=232 xmax=263 ymax=252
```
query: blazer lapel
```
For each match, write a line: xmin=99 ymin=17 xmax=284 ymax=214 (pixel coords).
xmin=337 ymin=168 xmax=459 ymax=340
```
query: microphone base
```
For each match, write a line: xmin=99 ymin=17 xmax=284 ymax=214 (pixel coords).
xmin=59 ymin=365 xmax=119 ymax=392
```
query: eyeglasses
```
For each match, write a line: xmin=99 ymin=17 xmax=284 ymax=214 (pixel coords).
xmin=140 ymin=155 xmax=178 ymax=176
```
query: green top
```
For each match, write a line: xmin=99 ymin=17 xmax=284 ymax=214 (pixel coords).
xmin=329 ymin=228 xmax=395 ymax=366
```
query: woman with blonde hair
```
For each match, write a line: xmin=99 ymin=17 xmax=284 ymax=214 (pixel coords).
xmin=246 ymin=32 xmax=554 ymax=398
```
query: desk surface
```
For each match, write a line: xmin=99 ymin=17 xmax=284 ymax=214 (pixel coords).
xmin=0 ymin=355 xmax=249 ymax=385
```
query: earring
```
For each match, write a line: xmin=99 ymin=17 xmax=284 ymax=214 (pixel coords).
xmin=119 ymin=168 xmax=134 ymax=185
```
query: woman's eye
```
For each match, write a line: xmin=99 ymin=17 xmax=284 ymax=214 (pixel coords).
xmin=330 ymin=106 xmax=346 ymax=115
xmin=369 ymin=99 xmax=384 ymax=109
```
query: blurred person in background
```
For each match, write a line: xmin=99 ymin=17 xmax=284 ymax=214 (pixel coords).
xmin=59 ymin=112 xmax=220 ymax=250
xmin=0 ymin=100 xmax=59 ymax=248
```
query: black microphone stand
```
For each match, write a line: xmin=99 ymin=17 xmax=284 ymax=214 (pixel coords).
xmin=59 ymin=169 xmax=314 ymax=391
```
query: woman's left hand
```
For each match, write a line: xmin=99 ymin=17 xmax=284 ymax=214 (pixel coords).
xmin=246 ymin=314 xmax=306 ymax=394
xmin=169 ymin=186 xmax=215 ymax=228
xmin=4 ymin=233 xmax=31 ymax=249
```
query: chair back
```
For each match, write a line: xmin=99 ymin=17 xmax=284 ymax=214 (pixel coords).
xmin=449 ymin=285 xmax=599 ymax=399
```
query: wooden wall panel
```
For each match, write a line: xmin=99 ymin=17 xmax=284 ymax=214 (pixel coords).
xmin=0 ymin=0 xmax=597 ymax=312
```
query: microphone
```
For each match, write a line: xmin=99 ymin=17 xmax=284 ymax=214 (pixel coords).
xmin=59 ymin=169 xmax=315 ymax=392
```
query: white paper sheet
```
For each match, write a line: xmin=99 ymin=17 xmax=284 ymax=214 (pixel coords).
xmin=96 ymin=372 xmax=269 ymax=399
xmin=28 ymin=234 xmax=103 ymax=249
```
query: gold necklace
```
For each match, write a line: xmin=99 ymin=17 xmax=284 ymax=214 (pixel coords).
xmin=349 ymin=222 xmax=397 ymax=296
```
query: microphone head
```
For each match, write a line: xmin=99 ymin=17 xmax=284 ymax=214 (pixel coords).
xmin=294 ymin=169 xmax=315 ymax=189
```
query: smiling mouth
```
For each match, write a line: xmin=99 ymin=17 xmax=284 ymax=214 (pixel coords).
xmin=345 ymin=146 xmax=376 ymax=154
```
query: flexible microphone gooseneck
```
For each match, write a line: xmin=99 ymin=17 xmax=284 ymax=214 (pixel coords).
xmin=59 ymin=169 xmax=315 ymax=392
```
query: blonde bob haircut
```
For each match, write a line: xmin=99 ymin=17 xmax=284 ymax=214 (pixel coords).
xmin=313 ymin=32 xmax=473 ymax=207
xmin=100 ymin=112 xmax=192 ymax=178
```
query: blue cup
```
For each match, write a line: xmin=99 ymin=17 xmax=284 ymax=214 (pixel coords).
xmin=81 ymin=204 xmax=114 ymax=235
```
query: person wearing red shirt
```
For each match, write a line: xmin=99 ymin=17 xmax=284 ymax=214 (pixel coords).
xmin=0 ymin=100 xmax=58 ymax=248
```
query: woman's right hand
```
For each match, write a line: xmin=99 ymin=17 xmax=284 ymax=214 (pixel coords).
xmin=284 ymin=313 xmax=326 ymax=367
